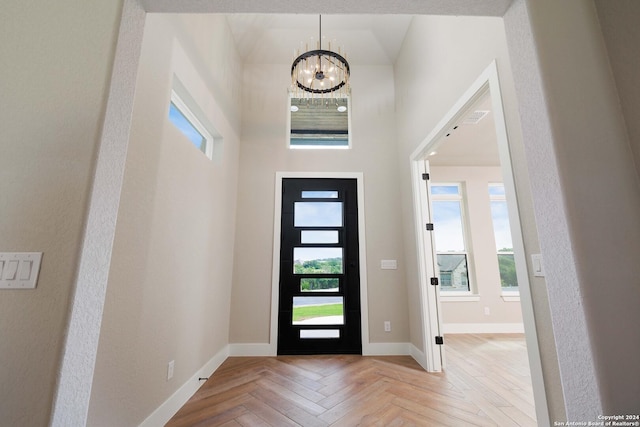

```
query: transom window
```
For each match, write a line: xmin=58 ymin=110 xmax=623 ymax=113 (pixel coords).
xmin=431 ymin=184 xmax=471 ymax=292
xmin=168 ymin=90 xmax=214 ymax=159
xmin=288 ymin=96 xmax=351 ymax=149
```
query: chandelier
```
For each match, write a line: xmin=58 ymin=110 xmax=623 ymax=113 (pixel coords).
xmin=291 ymin=15 xmax=350 ymax=98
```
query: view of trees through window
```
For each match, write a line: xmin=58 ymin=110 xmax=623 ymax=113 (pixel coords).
xmin=295 ymin=258 xmax=342 ymax=291
xmin=497 ymin=252 xmax=518 ymax=288
xmin=490 ymin=185 xmax=518 ymax=290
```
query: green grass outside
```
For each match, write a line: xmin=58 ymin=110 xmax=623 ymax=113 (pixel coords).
xmin=292 ymin=304 xmax=343 ymax=321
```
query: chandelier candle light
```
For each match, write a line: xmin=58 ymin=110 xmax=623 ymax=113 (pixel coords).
xmin=291 ymin=15 xmax=350 ymax=99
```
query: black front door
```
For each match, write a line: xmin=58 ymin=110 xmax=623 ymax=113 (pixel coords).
xmin=277 ymin=178 xmax=362 ymax=355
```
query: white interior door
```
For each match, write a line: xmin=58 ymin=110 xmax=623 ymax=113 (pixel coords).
xmin=412 ymin=159 xmax=444 ymax=371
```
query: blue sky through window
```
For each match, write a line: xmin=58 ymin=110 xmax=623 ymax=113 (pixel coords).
xmin=488 ymin=185 xmax=506 ymax=196
xmin=431 ymin=185 xmax=460 ymax=196
xmin=490 ymin=201 xmax=513 ymax=251
xmin=294 ymin=202 xmax=343 ymax=227
xmin=293 ymin=201 xmax=343 ymax=262
xmin=169 ymin=102 xmax=206 ymax=150
xmin=432 ymin=201 xmax=465 ymax=252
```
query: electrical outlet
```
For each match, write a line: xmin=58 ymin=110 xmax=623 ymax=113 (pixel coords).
xmin=384 ymin=321 xmax=391 ymax=332
xmin=167 ymin=360 xmax=175 ymax=381
xmin=484 ymin=307 xmax=490 ymax=316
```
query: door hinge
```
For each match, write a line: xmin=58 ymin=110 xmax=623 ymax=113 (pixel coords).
xmin=430 ymin=277 xmax=439 ymax=286
xmin=435 ymin=336 xmax=444 ymax=345
xmin=422 ymin=173 xmax=430 ymax=181
xmin=426 ymin=223 xmax=434 ymax=231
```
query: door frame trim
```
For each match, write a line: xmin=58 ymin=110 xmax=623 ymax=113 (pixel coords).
xmin=270 ymin=172 xmax=369 ymax=355
xmin=409 ymin=60 xmax=550 ymax=424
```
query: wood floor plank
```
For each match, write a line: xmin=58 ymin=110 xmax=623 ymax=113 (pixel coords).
xmin=166 ymin=389 xmax=253 ymax=427
xmin=474 ymin=374 xmax=537 ymax=418
xmin=318 ymin=379 xmax=390 ymax=424
xmin=187 ymin=404 xmax=249 ymax=427
xmin=241 ymin=396 xmax=301 ymax=427
xmin=166 ymin=334 xmax=537 ymax=426
xmin=393 ymin=396 xmax=474 ymax=427
xmin=260 ymin=369 xmax=327 ymax=403
xmin=500 ymin=405 xmax=538 ymax=427
xmin=248 ymin=387 xmax=329 ymax=427
xmin=329 ymin=393 xmax=395 ymax=426
xmin=255 ymin=377 xmax=327 ymax=415
xmin=464 ymin=390 xmax=520 ymax=427
xmin=262 ymin=357 xmax=326 ymax=391
xmin=235 ymin=412 xmax=272 ymax=427
xmin=386 ymin=383 xmax=491 ymax=425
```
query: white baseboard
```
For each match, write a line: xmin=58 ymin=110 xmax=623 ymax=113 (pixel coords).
xmin=443 ymin=323 xmax=524 ymax=334
xmin=138 ymin=345 xmax=229 ymax=427
xmin=363 ymin=342 xmax=411 ymax=356
xmin=228 ymin=342 xmax=413 ymax=357
xmin=409 ymin=344 xmax=430 ymax=372
xmin=228 ymin=343 xmax=275 ymax=356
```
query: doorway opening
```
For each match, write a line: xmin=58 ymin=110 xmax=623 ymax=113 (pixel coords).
xmin=410 ymin=61 xmax=550 ymax=425
xmin=428 ymin=92 xmax=524 ymax=332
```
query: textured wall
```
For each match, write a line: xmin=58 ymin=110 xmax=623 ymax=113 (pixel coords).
xmin=0 ymin=2 xmax=123 ymax=425
xmin=506 ymin=0 xmax=640 ymax=417
xmin=86 ymin=13 xmax=242 ymax=426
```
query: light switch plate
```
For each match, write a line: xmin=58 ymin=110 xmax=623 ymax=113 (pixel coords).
xmin=0 ymin=252 xmax=42 ymax=289
xmin=531 ymin=254 xmax=545 ymax=277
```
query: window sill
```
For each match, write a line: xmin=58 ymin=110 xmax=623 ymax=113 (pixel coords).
xmin=440 ymin=293 xmax=481 ymax=302
xmin=501 ymin=292 xmax=520 ymax=302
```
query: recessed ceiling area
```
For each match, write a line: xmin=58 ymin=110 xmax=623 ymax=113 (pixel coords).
xmin=225 ymin=14 xmax=413 ymax=65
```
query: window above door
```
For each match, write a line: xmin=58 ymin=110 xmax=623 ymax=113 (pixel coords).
xmin=288 ymin=96 xmax=351 ymax=149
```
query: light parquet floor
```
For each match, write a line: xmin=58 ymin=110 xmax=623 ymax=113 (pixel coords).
xmin=166 ymin=334 xmax=536 ymax=426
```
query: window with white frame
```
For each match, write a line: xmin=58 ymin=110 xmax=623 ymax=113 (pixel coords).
xmin=168 ymin=90 xmax=214 ymax=159
xmin=431 ymin=184 xmax=471 ymax=292
xmin=289 ymin=95 xmax=351 ymax=149
xmin=489 ymin=184 xmax=519 ymax=291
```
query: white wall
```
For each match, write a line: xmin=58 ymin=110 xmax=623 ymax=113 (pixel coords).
xmin=229 ymin=64 xmax=410 ymax=346
xmin=431 ymin=167 xmax=524 ymax=331
xmin=0 ymin=2 xmax=123 ymax=426
xmin=394 ymin=14 xmax=566 ymax=421
xmin=87 ymin=14 xmax=242 ymax=426
xmin=595 ymin=0 xmax=640 ymax=178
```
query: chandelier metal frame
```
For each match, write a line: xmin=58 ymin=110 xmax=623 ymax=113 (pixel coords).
xmin=290 ymin=15 xmax=350 ymax=96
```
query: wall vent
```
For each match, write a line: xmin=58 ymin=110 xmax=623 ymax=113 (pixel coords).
xmin=463 ymin=110 xmax=490 ymax=124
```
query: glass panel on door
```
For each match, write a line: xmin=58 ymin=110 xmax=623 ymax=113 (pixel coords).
xmin=292 ymin=296 xmax=344 ymax=325
xmin=293 ymin=248 xmax=343 ymax=274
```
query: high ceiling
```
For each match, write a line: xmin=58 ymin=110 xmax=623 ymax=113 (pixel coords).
xmin=224 ymin=14 xmax=500 ymax=167
xmin=144 ymin=0 xmax=513 ymax=15
xmin=225 ymin=14 xmax=413 ymax=65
